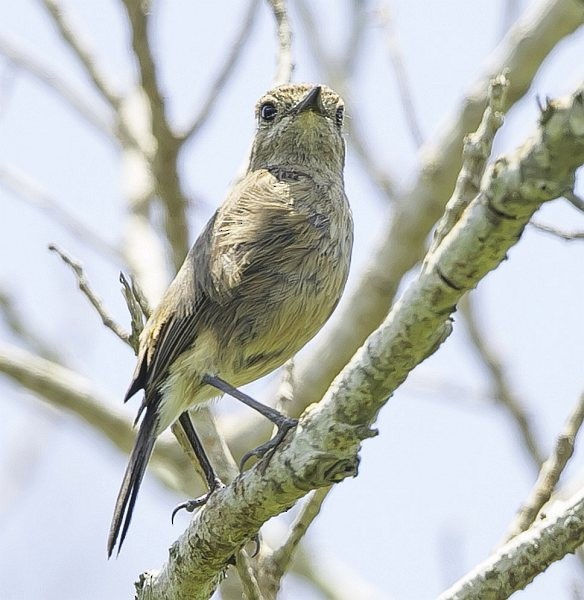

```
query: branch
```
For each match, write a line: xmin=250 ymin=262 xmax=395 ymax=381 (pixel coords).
xmin=0 ymin=164 xmax=122 ymax=261
xmin=459 ymin=294 xmax=545 ymax=468
xmin=530 ymin=220 xmax=584 ymax=241
xmin=119 ymin=272 xmax=145 ymax=353
xmin=121 ymin=0 xmax=190 ymax=270
xmin=438 ymin=484 xmax=584 ymax=600
xmin=135 ymin=81 xmax=584 ymax=600
xmin=428 ymin=73 xmax=508 ymax=255
xmin=0 ymin=342 xmax=195 ymax=496
xmin=289 ymin=0 xmax=584 ymax=417
xmin=0 ymin=33 xmax=113 ymax=138
xmin=259 ymin=487 xmax=331 ymax=597
xmin=38 ymin=0 xmax=122 ymax=110
xmin=378 ymin=2 xmax=424 ymax=148
xmin=48 ymin=244 xmax=131 ymax=345
xmin=504 ymin=392 xmax=584 ymax=541
xmin=564 ymin=189 xmax=584 ymax=212
xmin=179 ymin=0 xmax=260 ymax=142
xmin=265 ymin=0 xmax=294 ymax=86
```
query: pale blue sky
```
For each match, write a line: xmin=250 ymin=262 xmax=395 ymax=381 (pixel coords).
xmin=1 ymin=1 xmax=584 ymax=598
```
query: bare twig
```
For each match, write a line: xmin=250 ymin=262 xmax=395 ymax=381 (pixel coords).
xmin=530 ymin=220 xmax=584 ymax=241
xmin=119 ymin=272 xmax=144 ymax=352
xmin=236 ymin=550 xmax=264 ymax=600
xmin=130 ymin=274 xmax=152 ymax=319
xmin=378 ymin=2 xmax=424 ymax=148
xmin=0 ymin=164 xmax=122 ymax=261
xmin=565 ymin=189 xmax=584 ymax=212
xmin=0 ymin=33 xmax=113 ymax=138
xmin=260 ymin=487 xmax=331 ymax=597
xmin=179 ymin=0 xmax=260 ymax=142
xmin=265 ymin=0 xmax=294 ymax=86
xmin=38 ymin=0 xmax=122 ymax=109
xmin=48 ymin=244 xmax=131 ymax=345
xmin=459 ymin=294 xmax=545 ymax=469
xmin=504 ymin=392 xmax=584 ymax=541
xmin=428 ymin=73 xmax=509 ymax=256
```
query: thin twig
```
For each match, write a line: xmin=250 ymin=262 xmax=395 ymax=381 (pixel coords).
xmin=459 ymin=294 xmax=545 ymax=469
xmin=130 ymin=274 xmax=152 ymax=319
xmin=378 ymin=2 xmax=423 ymax=148
xmin=260 ymin=487 xmax=331 ymax=597
xmin=0 ymin=164 xmax=122 ymax=261
xmin=236 ymin=550 xmax=264 ymax=600
xmin=38 ymin=0 xmax=122 ymax=109
xmin=120 ymin=0 xmax=168 ymax=138
xmin=179 ymin=0 xmax=260 ymax=142
xmin=119 ymin=272 xmax=144 ymax=353
xmin=0 ymin=33 xmax=113 ymax=138
xmin=265 ymin=0 xmax=294 ymax=86
xmin=48 ymin=244 xmax=131 ymax=345
xmin=428 ymin=72 xmax=509 ymax=256
xmin=504 ymin=392 xmax=584 ymax=541
xmin=530 ymin=220 xmax=584 ymax=241
xmin=565 ymin=189 xmax=584 ymax=212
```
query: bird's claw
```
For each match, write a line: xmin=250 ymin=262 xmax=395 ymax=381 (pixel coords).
xmin=226 ymin=533 xmax=262 ymax=566
xmin=171 ymin=480 xmax=225 ymax=523
xmin=239 ymin=416 xmax=298 ymax=471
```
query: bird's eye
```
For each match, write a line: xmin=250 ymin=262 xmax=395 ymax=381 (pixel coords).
xmin=260 ymin=102 xmax=278 ymax=121
xmin=335 ymin=106 xmax=344 ymax=128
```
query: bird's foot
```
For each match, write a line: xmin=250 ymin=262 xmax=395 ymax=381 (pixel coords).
xmin=171 ymin=478 xmax=225 ymax=523
xmin=240 ymin=416 xmax=298 ymax=471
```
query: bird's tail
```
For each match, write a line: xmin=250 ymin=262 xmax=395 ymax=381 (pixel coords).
xmin=107 ymin=407 xmax=158 ymax=557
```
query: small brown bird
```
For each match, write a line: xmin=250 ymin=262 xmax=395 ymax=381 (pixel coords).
xmin=108 ymin=83 xmax=353 ymax=556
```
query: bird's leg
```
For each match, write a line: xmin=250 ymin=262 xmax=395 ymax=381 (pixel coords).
xmin=171 ymin=411 xmax=225 ymax=521
xmin=203 ymin=374 xmax=298 ymax=470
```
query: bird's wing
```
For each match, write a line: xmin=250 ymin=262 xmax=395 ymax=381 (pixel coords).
xmin=125 ymin=169 xmax=319 ymax=410
xmin=124 ymin=217 xmax=218 ymax=408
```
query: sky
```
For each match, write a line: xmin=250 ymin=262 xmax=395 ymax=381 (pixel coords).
xmin=1 ymin=1 xmax=584 ymax=599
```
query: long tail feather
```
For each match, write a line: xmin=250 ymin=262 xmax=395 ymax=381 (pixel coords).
xmin=107 ymin=407 xmax=158 ymax=557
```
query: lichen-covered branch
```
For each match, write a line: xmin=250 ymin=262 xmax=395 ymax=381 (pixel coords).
xmin=438 ymin=484 xmax=584 ymax=600
xmin=289 ymin=0 xmax=584 ymax=416
xmin=135 ymin=80 xmax=584 ymax=600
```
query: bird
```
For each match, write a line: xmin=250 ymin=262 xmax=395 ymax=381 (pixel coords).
xmin=107 ymin=83 xmax=353 ymax=556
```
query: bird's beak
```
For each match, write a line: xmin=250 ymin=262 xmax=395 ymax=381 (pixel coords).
xmin=292 ymin=86 xmax=325 ymax=116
